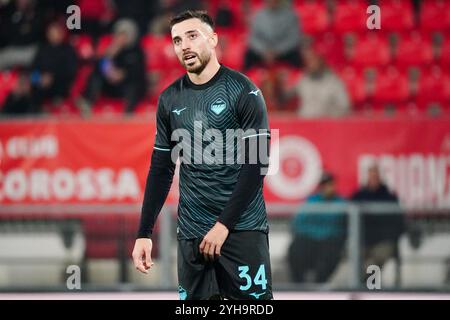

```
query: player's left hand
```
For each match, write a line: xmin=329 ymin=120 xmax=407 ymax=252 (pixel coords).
xmin=199 ymin=222 xmax=229 ymax=262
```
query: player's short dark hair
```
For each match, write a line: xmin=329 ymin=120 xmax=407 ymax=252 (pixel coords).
xmin=170 ymin=10 xmax=215 ymax=30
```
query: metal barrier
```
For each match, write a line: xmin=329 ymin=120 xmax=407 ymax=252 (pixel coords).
xmin=0 ymin=202 xmax=449 ymax=291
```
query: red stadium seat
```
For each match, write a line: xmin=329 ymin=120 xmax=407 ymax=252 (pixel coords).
xmin=70 ymin=65 xmax=93 ymax=98
xmin=245 ymin=67 xmax=268 ymax=89
xmin=394 ymin=32 xmax=433 ymax=68
xmin=96 ymin=34 xmax=113 ymax=57
xmin=294 ymin=1 xmax=329 ymax=35
xmin=348 ymin=33 xmax=391 ymax=67
xmin=0 ymin=70 xmax=18 ymax=107
xmin=336 ymin=66 xmax=367 ymax=106
xmin=218 ymin=32 xmax=247 ymax=71
xmin=92 ymin=97 xmax=125 ymax=115
xmin=70 ymin=35 xmax=94 ymax=61
xmin=149 ymin=68 xmax=185 ymax=105
xmin=417 ymin=66 xmax=450 ymax=108
xmin=420 ymin=0 xmax=450 ymax=31
xmin=439 ymin=36 xmax=450 ymax=67
xmin=372 ymin=67 xmax=409 ymax=103
xmin=47 ymin=99 xmax=80 ymax=116
xmin=379 ymin=0 xmax=415 ymax=32
xmin=280 ymin=66 xmax=303 ymax=89
xmin=141 ymin=35 xmax=179 ymax=71
xmin=313 ymin=32 xmax=345 ymax=68
xmin=333 ymin=0 xmax=368 ymax=34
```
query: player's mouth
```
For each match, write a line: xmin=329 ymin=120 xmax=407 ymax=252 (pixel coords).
xmin=183 ymin=53 xmax=197 ymax=65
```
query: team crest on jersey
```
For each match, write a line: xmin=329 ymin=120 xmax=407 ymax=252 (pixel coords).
xmin=210 ymin=98 xmax=227 ymax=115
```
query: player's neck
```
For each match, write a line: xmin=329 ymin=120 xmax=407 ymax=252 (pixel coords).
xmin=187 ymin=58 xmax=221 ymax=85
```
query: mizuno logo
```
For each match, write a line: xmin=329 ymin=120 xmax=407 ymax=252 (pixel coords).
xmin=172 ymin=107 xmax=187 ymax=115
xmin=249 ymin=291 xmax=266 ymax=299
xmin=249 ymin=89 xmax=260 ymax=96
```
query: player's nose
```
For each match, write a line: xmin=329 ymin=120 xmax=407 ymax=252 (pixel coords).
xmin=181 ymin=40 xmax=190 ymax=51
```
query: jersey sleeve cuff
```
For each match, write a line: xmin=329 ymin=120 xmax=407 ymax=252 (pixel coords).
xmin=136 ymin=230 xmax=152 ymax=239
xmin=153 ymin=145 xmax=172 ymax=152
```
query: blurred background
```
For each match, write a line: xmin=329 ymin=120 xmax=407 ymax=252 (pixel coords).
xmin=0 ymin=0 xmax=450 ymax=298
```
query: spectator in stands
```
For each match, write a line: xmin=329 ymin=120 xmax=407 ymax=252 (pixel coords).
xmin=1 ymin=72 xmax=32 ymax=116
xmin=112 ymin=0 xmax=160 ymax=36
xmin=288 ymin=172 xmax=347 ymax=283
xmin=351 ymin=164 xmax=405 ymax=276
xmin=150 ymin=0 xmax=204 ymax=35
xmin=214 ymin=0 xmax=235 ymax=29
xmin=244 ymin=0 xmax=302 ymax=70
xmin=30 ymin=20 xmax=77 ymax=113
xmin=75 ymin=0 xmax=115 ymax=40
xmin=283 ymin=48 xmax=351 ymax=118
xmin=0 ymin=0 xmax=44 ymax=70
xmin=78 ymin=19 xmax=147 ymax=115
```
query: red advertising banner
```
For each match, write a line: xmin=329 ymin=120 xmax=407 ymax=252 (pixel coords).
xmin=1 ymin=117 xmax=449 ymax=209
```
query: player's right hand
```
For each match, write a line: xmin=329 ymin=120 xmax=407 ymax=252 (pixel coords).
xmin=132 ymin=238 xmax=154 ymax=274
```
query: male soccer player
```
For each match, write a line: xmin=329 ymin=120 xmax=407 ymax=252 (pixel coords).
xmin=132 ymin=10 xmax=273 ymax=300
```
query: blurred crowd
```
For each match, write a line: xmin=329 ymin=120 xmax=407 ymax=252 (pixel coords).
xmin=288 ymin=164 xmax=405 ymax=285
xmin=0 ymin=0 xmax=448 ymax=117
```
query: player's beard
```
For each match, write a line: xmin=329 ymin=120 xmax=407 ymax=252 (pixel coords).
xmin=181 ymin=50 xmax=211 ymax=75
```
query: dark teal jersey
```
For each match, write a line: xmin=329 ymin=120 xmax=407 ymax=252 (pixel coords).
xmin=154 ymin=65 xmax=270 ymax=240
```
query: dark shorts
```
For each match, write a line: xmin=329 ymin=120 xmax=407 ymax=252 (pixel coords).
xmin=177 ymin=230 xmax=273 ymax=300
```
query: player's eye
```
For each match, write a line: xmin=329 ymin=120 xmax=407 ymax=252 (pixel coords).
xmin=188 ymin=33 xmax=197 ymax=40
xmin=173 ymin=38 xmax=181 ymax=46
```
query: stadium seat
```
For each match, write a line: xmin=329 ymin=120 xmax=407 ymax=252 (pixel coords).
xmin=372 ymin=67 xmax=410 ymax=104
xmin=148 ymin=68 xmax=184 ymax=105
xmin=96 ymin=34 xmax=113 ymax=57
xmin=348 ymin=33 xmax=391 ymax=67
xmin=439 ymin=36 xmax=450 ymax=67
xmin=394 ymin=32 xmax=433 ymax=68
xmin=91 ymin=97 xmax=125 ymax=115
xmin=378 ymin=0 xmax=415 ymax=32
xmin=245 ymin=67 xmax=267 ymax=89
xmin=46 ymin=100 xmax=80 ymax=116
xmin=0 ymin=70 xmax=19 ymax=107
xmin=141 ymin=35 xmax=179 ymax=71
xmin=416 ymin=66 xmax=450 ymax=109
xmin=333 ymin=0 xmax=368 ymax=34
xmin=70 ymin=65 xmax=93 ymax=98
xmin=70 ymin=35 xmax=95 ymax=61
xmin=336 ymin=66 xmax=367 ymax=107
xmin=218 ymin=32 xmax=247 ymax=71
xmin=420 ymin=0 xmax=450 ymax=31
xmin=294 ymin=1 xmax=329 ymax=35
xmin=312 ymin=32 xmax=345 ymax=68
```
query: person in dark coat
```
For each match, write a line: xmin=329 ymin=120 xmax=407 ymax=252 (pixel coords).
xmin=351 ymin=164 xmax=405 ymax=272
xmin=78 ymin=19 xmax=147 ymax=115
xmin=1 ymin=72 xmax=32 ymax=116
xmin=30 ymin=20 xmax=77 ymax=113
xmin=288 ymin=172 xmax=347 ymax=283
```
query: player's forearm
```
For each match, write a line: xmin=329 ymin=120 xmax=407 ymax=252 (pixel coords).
xmin=217 ymin=162 xmax=265 ymax=230
xmin=137 ymin=150 xmax=175 ymax=238
xmin=218 ymin=136 xmax=270 ymax=230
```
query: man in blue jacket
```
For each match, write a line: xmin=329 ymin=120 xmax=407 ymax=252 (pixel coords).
xmin=288 ymin=172 xmax=347 ymax=283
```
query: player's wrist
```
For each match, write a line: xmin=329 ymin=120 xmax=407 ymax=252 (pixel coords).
xmin=136 ymin=230 xmax=152 ymax=239
xmin=216 ymin=219 xmax=232 ymax=232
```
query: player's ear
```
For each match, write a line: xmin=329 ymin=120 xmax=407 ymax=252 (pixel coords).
xmin=209 ymin=32 xmax=218 ymax=48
